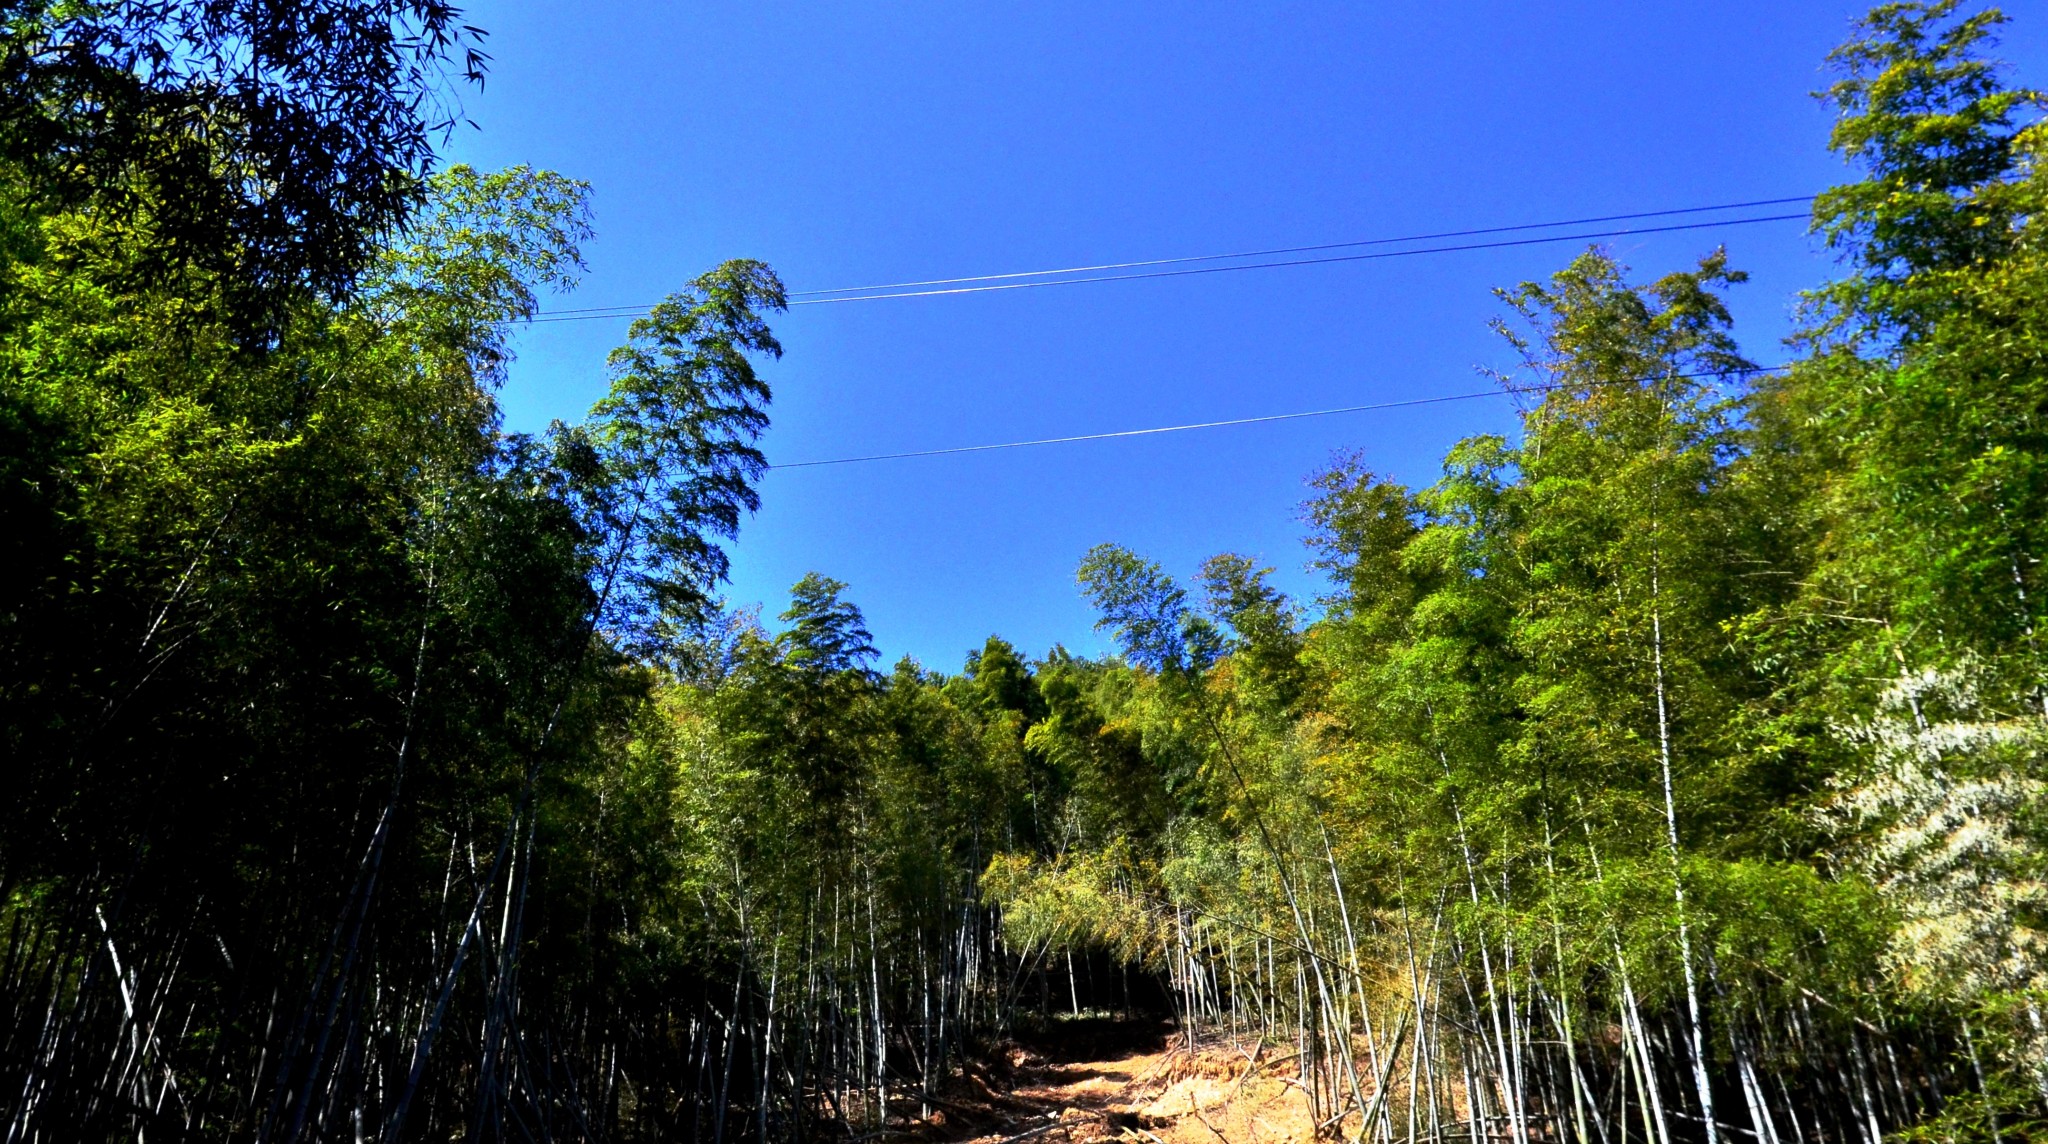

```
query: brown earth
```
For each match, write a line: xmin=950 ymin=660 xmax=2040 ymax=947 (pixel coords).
xmin=904 ymin=1021 xmax=1327 ymax=1144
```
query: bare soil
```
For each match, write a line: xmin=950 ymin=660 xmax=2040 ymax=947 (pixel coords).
xmin=906 ymin=1020 xmax=1325 ymax=1144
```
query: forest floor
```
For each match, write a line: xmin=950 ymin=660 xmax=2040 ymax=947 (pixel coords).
xmin=916 ymin=1018 xmax=1324 ymax=1144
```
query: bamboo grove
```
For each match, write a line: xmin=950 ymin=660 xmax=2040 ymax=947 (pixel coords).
xmin=3 ymin=1 xmax=2048 ymax=1142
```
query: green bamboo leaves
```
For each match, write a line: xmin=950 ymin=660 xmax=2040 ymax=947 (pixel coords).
xmin=575 ymin=259 xmax=787 ymax=656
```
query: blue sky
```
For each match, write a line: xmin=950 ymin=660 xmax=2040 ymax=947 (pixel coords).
xmin=447 ymin=2 xmax=2048 ymax=671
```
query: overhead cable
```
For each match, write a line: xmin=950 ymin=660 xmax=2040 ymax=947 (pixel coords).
xmin=530 ymin=197 xmax=1816 ymax=322
xmin=785 ymin=195 xmax=1814 ymax=296
xmin=780 ymin=214 xmax=1807 ymax=305
xmin=768 ymin=365 xmax=1788 ymax=469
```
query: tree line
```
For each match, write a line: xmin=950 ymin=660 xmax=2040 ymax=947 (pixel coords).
xmin=2 ymin=1 xmax=2046 ymax=1142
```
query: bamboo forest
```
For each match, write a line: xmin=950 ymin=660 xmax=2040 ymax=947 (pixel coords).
xmin=4 ymin=2 xmax=2048 ymax=1142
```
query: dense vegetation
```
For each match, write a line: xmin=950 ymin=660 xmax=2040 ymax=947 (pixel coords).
xmin=2 ymin=1 xmax=2046 ymax=1142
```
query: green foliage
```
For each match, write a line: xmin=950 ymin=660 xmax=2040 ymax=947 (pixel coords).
xmin=1816 ymin=0 xmax=2041 ymax=325
xmin=1022 ymin=58 xmax=2048 ymax=1122
xmin=780 ymin=572 xmax=879 ymax=675
xmin=1079 ymin=542 xmax=1223 ymax=677
xmin=1199 ymin=554 xmax=1306 ymax=711
xmin=579 ymin=259 xmax=786 ymax=657
xmin=0 ymin=134 xmax=790 ymax=1136
xmin=0 ymin=0 xmax=490 ymax=318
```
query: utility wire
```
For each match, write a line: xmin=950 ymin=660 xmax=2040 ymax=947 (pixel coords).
xmin=789 ymin=195 xmax=1815 ymax=296
xmin=768 ymin=365 xmax=1788 ymax=469
xmin=531 ymin=198 xmax=1816 ymax=322
xmin=783 ymin=214 xmax=1807 ymax=305
xmin=540 ymin=195 xmax=1814 ymax=316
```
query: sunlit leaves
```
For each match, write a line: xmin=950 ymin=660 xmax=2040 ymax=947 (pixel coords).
xmin=1078 ymin=542 xmax=1222 ymax=678
xmin=577 ymin=259 xmax=786 ymax=657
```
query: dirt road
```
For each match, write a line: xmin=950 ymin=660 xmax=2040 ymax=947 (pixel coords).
xmin=947 ymin=1022 xmax=1322 ymax=1144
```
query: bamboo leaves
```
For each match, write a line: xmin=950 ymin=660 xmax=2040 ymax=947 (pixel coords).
xmin=574 ymin=259 xmax=786 ymax=657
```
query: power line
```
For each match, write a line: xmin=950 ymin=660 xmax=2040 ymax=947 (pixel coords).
xmin=530 ymin=198 xmax=1816 ymax=322
xmin=539 ymin=195 xmax=1814 ymax=316
xmin=768 ymin=365 xmax=1788 ymax=470
xmin=789 ymin=195 xmax=1814 ymax=296
xmin=786 ymin=214 xmax=1807 ymax=305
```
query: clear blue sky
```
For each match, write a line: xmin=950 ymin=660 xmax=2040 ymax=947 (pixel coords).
xmin=447 ymin=1 xmax=2048 ymax=671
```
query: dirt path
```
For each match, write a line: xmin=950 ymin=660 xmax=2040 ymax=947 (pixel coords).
xmin=945 ymin=1023 xmax=1320 ymax=1144
xmin=960 ymin=1044 xmax=1169 ymax=1144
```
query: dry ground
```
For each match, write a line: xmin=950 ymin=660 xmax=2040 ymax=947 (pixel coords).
xmin=908 ymin=1021 xmax=1327 ymax=1144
